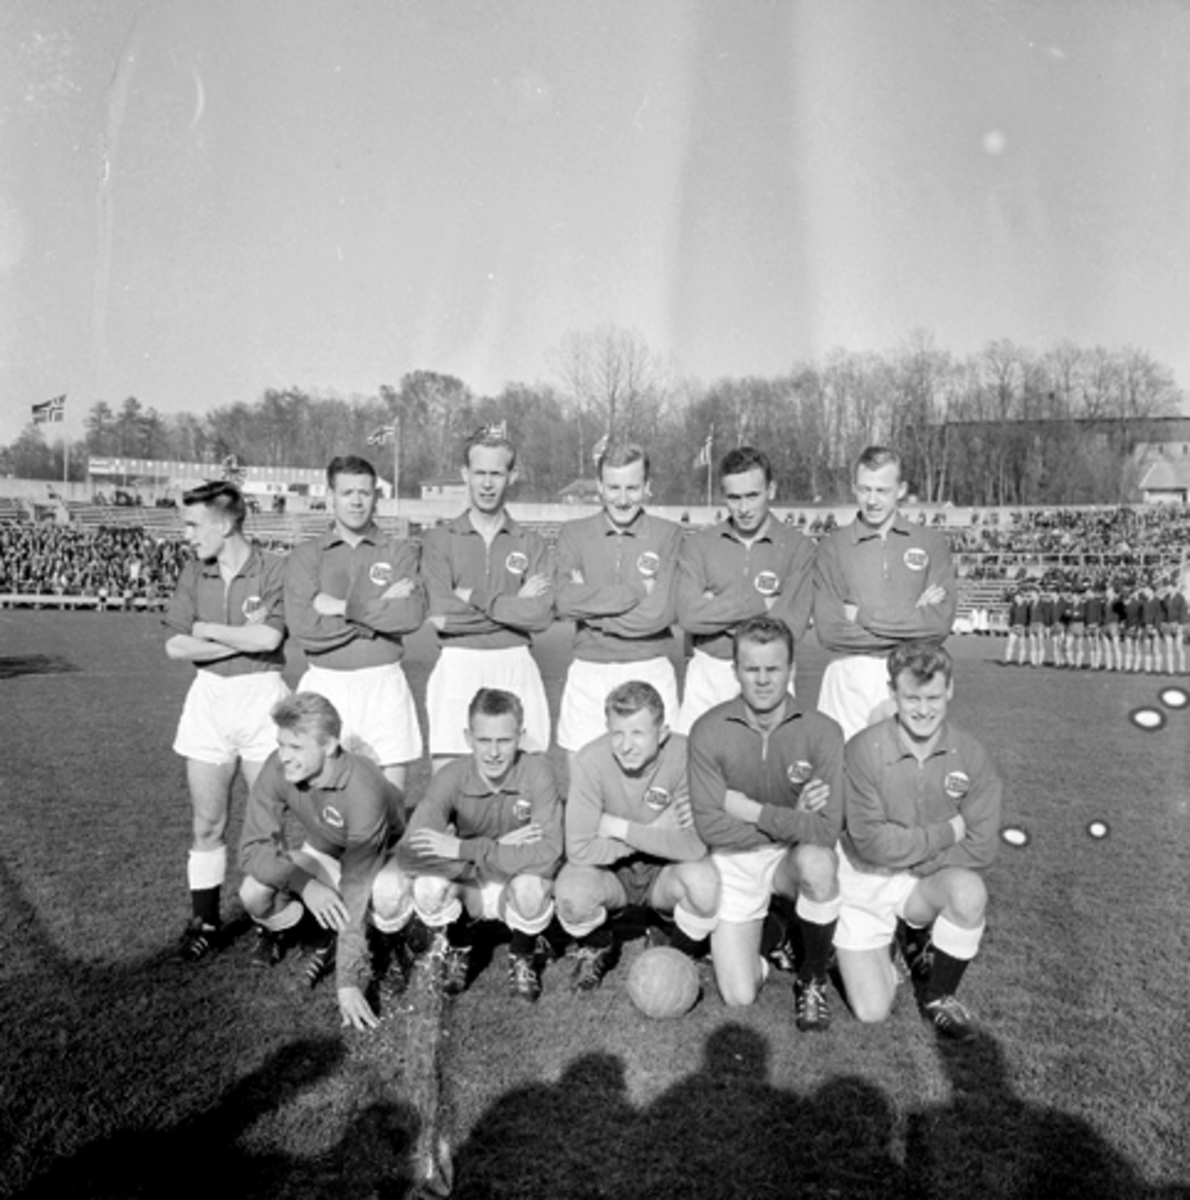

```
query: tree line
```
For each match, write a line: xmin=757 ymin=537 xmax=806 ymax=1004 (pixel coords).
xmin=2 ymin=327 xmax=1181 ymax=506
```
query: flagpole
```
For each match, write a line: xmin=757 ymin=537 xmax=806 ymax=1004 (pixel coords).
xmin=704 ymin=425 xmax=713 ymax=507
xmin=398 ymin=415 xmax=407 ymax=518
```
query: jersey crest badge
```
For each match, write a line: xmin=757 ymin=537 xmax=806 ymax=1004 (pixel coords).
xmin=369 ymin=561 xmax=393 ymax=586
xmin=787 ymin=760 xmax=813 ymax=786
xmin=512 ymin=796 xmax=532 ymax=824
xmin=754 ymin=570 xmax=780 ymax=597
xmin=903 ymin=548 xmax=929 ymax=571
xmin=321 ymin=805 xmax=345 ymax=829
xmin=241 ymin=594 xmax=267 ymax=619
xmin=637 ymin=551 xmax=661 ymax=578
xmin=644 ymin=786 xmax=671 ymax=812
xmin=505 ymin=551 xmax=529 ymax=576
xmin=943 ymin=771 xmax=970 ymax=799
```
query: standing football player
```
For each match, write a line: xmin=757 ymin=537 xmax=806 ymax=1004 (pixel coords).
xmin=285 ymin=455 xmax=425 ymax=791
xmin=554 ymin=443 xmax=683 ymax=761
xmin=835 ymin=642 xmax=1001 ymax=1042
xmin=421 ymin=428 xmax=553 ymax=770
xmin=165 ymin=480 xmax=289 ymax=961
xmin=814 ymin=446 xmax=956 ymax=738
xmin=674 ymin=447 xmax=814 ymax=733
xmin=689 ymin=617 xmax=843 ymax=1030
xmin=555 ymin=680 xmax=718 ymax=990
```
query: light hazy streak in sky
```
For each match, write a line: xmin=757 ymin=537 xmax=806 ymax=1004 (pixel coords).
xmin=1 ymin=0 xmax=1189 ymax=445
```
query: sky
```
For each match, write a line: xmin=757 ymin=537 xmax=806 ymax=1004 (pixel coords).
xmin=3 ymin=0 xmax=1190 ymax=446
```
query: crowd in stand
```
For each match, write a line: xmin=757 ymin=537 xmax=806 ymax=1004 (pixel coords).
xmin=0 ymin=523 xmax=189 ymax=606
xmin=1 ymin=501 xmax=1186 ymax=609
xmin=952 ymin=504 xmax=1190 ymax=556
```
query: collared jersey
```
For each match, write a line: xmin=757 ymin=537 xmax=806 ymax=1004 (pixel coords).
xmin=567 ymin=731 xmax=705 ymax=867
xmin=675 ymin=517 xmax=815 ymax=660
xmin=163 ymin=544 xmax=286 ymax=677
xmin=841 ymin=716 xmax=1001 ymax=879
xmin=239 ymin=750 xmax=405 ymax=988
xmin=1163 ymin=592 xmax=1187 ymax=624
xmin=688 ymin=696 xmax=844 ymax=853
xmin=421 ymin=511 xmax=553 ymax=650
xmin=554 ymin=510 xmax=681 ymax=663
xmin=813 ymin=514 xmax=956 ymax=655
xmin=396 ymin=751 xmax=562 ymax=883
xmin=285 ymin=523 xmax=425 ymax=669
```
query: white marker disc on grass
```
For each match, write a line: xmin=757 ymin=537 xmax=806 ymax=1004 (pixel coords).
xmin=1000 ymin=825 xmax=1029 ymax=848
xmin=1159 ymin=686 xmax=1189 ymax=710
xmin=1129 ymin=707 xmax=1165 ymax=731
xmin=1087 ymin=820 xmax=1110 ymax=840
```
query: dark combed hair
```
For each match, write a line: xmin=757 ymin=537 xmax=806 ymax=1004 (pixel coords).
xmin=604 ymin=679 xmax=665 ymax=725
xmin=718 ymin=446 xmax=772 ymax=485
xmin=326 ymin=455 xmax=377 ymax=488
xmin=732 ymin=614 xmax=794 ymax=664
xmin=597 ymin=441 xmax=650 ymax=480
xmin=468 ymin=687 xmax=524 ymax=726
xmin=887 ymin=640 xmax=953 ymax=686
xmin=271 ymin=691 xmax=343 ymax=742
xmin=182 ymin=480 xmax=247 ymax=532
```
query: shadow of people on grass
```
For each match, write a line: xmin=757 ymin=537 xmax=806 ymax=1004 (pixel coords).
xmin=632 ymin=1024 xmax=906 ymax=1199
xmin=450 ymin=1024 xmax=908 ymax=1200
xmin=906 ymin=1030 xmax=1161 ymax=1199
xmin=0 ymin=861 xmax=423 ymax=1198
xmin=449 ymin=1053 xmax=636 ymax=1200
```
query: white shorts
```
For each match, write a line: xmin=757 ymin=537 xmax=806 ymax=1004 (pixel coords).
xmin=426 ymin=645 xmax=549 ymax=755
xmin=298 ymin=662 xmax=422 ymax=766
xmin=676 ymin=648 xmax=795 ymax=734
xmin=556 ymin=656 xmax=679 ymax=752
xmin=463 ymin=878 xmax=506 ymax=922
xmin=713 ymin=845 xmax=791 ymax=924
xmin=291 ymin=843 xmax=342 ymax=891
xmin=173 ymin=670 xmax=290 ymax=765
xmin=833 ymin=849 xmax=918 ymax=952
xmin=817 ymin=655 xmax=893 ymax=742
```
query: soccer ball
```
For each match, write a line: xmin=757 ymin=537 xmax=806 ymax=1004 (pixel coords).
xmin=626 ymin=947 xmax=700 ymax=1019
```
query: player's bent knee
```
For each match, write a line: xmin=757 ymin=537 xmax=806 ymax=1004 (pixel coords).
xmin=240 ymin=875 xmax=276 ymax=917
xmin=412 ymin=874 xmax=453 ymax=916
xmin=371 ymin=865 xmax=412 ymax=920
xmin=675 ymin=861 xmax=720 ymax=917
xmin=507 ymin=874 xmax=551 ymax=920
xmin=555 ymin=866 xmax=605 ymax=922
xmin=850 ymin=993 xmax=894 ymax=1024
xmin=942 ymin=868 xmax=988 ymax=922
xmin=717 ymin=976 xmax=759 ymax=1008
xmin=793 ymin=844 xmax=838 ymax=899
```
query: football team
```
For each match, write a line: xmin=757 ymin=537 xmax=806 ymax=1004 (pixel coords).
xmin=167 ymin=434 xmax=1010 ymax=1044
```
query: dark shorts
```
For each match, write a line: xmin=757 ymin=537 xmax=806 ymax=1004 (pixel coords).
xmin=614 ymin=856 xmax=666 ymax=909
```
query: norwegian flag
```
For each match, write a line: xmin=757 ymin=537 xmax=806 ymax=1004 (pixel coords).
xmin=31 ymin=395 xmax=66 ymax=425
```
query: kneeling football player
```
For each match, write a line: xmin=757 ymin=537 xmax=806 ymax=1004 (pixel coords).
xmin=555 ymin=680 xmax=718 ymax=991
xmin=373 ymin=688 xmax=563 ymax=1001
xmin=238 ymin=693 xmax=406 ymax=1032
xmin=835 ymin=641 xmax=1002 ymax=1042
xmin=689 ymin=616 xmax=844 ymax=1030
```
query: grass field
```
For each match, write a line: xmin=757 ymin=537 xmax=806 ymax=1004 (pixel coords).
xmin=0 ymin=611 xmax=1186 ymax=1198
